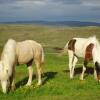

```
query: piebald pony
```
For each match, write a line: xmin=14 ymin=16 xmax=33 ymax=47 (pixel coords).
xmin=64 ymin=36 xmax=100 ymax=81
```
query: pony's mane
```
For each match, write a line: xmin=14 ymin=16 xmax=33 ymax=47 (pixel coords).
xmin=87 ymin=36 xmax=100 ymax=46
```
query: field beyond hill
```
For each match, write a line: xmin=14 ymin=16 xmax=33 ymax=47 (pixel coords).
xmin=0 ymin=24 xmax=100 ymax=100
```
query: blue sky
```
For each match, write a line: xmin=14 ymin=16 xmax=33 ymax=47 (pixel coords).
xmin=0 ymin=0 xmax=100 ymax=22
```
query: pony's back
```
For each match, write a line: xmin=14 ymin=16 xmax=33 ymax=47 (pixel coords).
xmin=16 ymin=40 xmax=44 ymax=64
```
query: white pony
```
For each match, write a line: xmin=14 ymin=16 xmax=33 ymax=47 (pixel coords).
xmin=16 ymin=40 xmax=44 ymax=86
xmin=0 ymin=39 xmax=44 ymax=93
xmin=64 ymin=36 xmax=100 ymax=81
xmin=0 ymin=39 xmax=17 ymax=93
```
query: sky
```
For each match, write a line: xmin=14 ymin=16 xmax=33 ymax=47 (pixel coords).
xmin=0 ymin=0 xmax=100 ymax=22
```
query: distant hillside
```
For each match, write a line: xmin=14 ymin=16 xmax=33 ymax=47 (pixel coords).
xmin=1 ymin=21 xmax=100 ymax=27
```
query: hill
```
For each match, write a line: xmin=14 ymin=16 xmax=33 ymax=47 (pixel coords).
xmin=1 ymin=21 xmax=100 ymax=27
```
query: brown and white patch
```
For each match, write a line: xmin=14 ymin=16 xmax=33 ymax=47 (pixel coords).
xmin=85 ymin=43 xmax=94 ymax=61
xmin=68 ymin=39 xmax=76 ymax=52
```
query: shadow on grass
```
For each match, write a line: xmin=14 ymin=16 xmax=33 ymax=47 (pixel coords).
xmin=63 ymin=66 xmax=94 ymax=76
xmin=16 ymin=71 xmax=57 ymax=89
xmin=42 ymin=72 xmax=57 ymax=85
xmin=15 ymin=74 xmax=36 ymax=89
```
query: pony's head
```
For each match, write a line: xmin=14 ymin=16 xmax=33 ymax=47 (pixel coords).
xmin=95 ymin=61 xmax=100 ymax=82
xmin=91 ymin=37 xmax=100 ymax=82
xmin=0 ymin=61 xmax=9 ymax=93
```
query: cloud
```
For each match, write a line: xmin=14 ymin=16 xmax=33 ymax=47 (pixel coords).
xmin=82 ymin=0 xmax=100 ymax=6
xmin=0 ymin=0 xmax=44 ymax=4
xmin=0 ymin=0 xmax=100 ymax=6
xmin=91 ymin=6 xmax=100 ymax=11
xmin=0 ymin=0 xmax=16 ymax=4
xmin=11 ymin=6 xmax=23 ymax=9
xmin=32 ymin=1 xmax=46 ymax=5
xmin=82 ymin=0 xmax=100 ymax=11
xmin=51 ymin=0 xmax=82 ymax=5
xmin=0 ymin=0 xmax=100 ymax=22
xmin=0 ymin=0 xmax=86 ymax=5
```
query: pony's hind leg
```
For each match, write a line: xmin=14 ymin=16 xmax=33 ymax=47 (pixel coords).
xmin=71 ymin=56 xmax=78 ymax=78
xmin=34 ymin=59 xmax=42 ymax=86
xmin=68 ymin=50 xmax=74 ymax=79
xmin=94 ymin=68 xmax=97 ymax=80
xmin=26 ymin=66 xmax=33 ymax=86
xmin=80 ymin=60 xmax=87 ymax=80
xmin=26 ymin=59 xmax=33 ymax=86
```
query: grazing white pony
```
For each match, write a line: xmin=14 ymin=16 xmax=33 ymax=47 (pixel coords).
xmin=0 ymin=39 xmax=17 ymax=93
xmin=0 ymin=39 xmax=44 ymax=93
xmin=64 ymin=36 xmax=100 ymax=81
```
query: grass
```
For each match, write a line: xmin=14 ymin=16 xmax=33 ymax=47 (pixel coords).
xmin=0 ymin=53 xmax=100 ymax=100
xmin=0 ymin=24 xmax=100 ymax=100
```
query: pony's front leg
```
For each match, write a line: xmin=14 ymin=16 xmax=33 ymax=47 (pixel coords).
xmin=72 ymin=56 xmax=78 ymax=78
xmin=26 ymin=66 xmax=33 ymax=86
xmin=68 ymin=50 xmax=74 ymax=79
xmin=69 ymin=63 xmax=73 ymax=79
xmin=1 ymin=80 xmax=8 ymax=93
xmin=9 ymin=66 xmax=16 ymax=91
xmin=9 ymin=77 xmax=15 ymax=91
xmin=80 ymin=60 xmax=87 ymax=80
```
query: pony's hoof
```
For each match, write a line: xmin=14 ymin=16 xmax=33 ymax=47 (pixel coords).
xmin=25 ymin=83 xmax=31 ymax=86
xmin=98 ymin=80 xmax=100 ymax=83
xmin=70 ymin=76 xmax=74 ymax=79
xmin=70 ymin=77 xmax=74 ymax=80
xmin=37 ymin=81 xmax=42 ymax=86
xmin=34 ymin=83 xmax=42 ymax=88
xmin=80 ymin=77 xmax=84 ymax=81
xmin=33 ymin=84 xmax=39 ymax=88
xmin=11 ymin=85 xmax=16 ymax=91
xmin=37 ymin=84 xmax=42 ymax=87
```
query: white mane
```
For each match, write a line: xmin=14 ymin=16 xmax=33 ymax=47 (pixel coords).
xmin=0 ymin=39 xmax=17 ymax=79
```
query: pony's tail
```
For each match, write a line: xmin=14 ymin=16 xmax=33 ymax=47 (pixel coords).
xmin=59 ymin=42 xmax=68 ymax=56
xmin=62 ymin=42 xmax=68 ymax=54
xmin=41 ymin=47 xmax=44 ymax=64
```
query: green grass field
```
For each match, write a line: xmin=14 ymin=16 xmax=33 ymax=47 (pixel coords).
xmin=0 ymin=24 xmax=100 ymax=100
